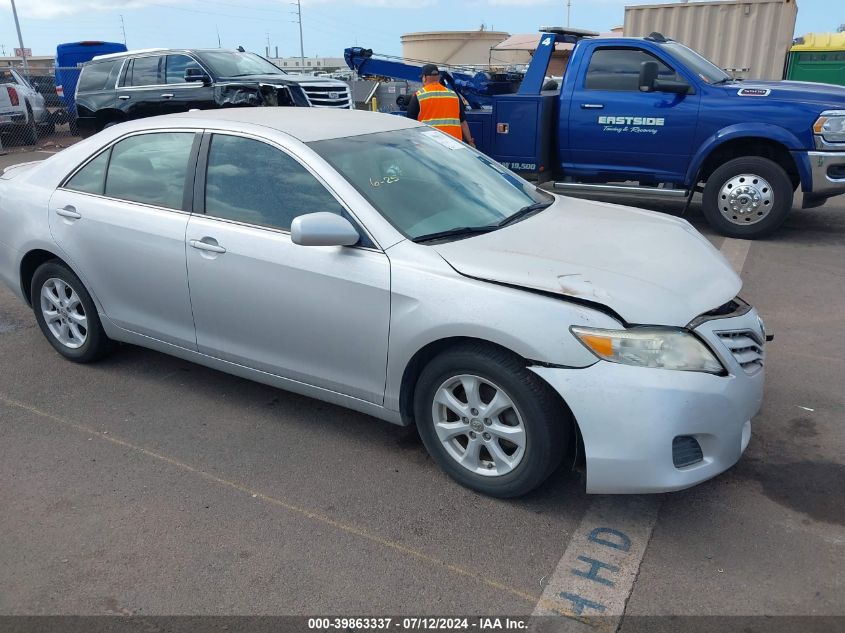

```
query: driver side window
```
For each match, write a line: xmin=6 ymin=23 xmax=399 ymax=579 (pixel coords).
xmin=204 ymin=134 xmax=345 ymax=232
xmin=585 ymin=48 xmax=678 ymax=91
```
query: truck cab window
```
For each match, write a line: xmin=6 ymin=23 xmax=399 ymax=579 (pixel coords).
xmin=585 ymin=48 xmax=678 ymax=91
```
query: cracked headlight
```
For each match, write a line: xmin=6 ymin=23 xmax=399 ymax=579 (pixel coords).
xmin=813 ymin=110 xmax=845 ymax=143
xmin=571 ymin=326 xmax=724 ymax=374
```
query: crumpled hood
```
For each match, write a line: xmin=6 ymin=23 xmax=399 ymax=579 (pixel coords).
xmin=431 ymin=196 xmax=741 ymax=327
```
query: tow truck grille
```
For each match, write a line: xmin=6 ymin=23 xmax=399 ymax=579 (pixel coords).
xmin=299 ymin=83 xmax=352 ymax=109
xmin=716 ymin=329 xmax=764 ymax=374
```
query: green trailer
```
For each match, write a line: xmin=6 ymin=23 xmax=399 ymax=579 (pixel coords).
xmin=787 ymin=32 xmax=845 ymax=86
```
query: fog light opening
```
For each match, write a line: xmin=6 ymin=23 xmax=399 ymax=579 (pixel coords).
xmin=673 ymin=435 xmax=703 ymax=468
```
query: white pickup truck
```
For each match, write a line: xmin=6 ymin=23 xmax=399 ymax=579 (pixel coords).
xmin=0 ymin=67 xmax=53 ymax=145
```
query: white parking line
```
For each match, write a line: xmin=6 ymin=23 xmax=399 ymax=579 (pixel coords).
xmin=719 ymin=238 xmax=753 ymax=275
xmin=532 ymin=497 xmax=660 ymax=629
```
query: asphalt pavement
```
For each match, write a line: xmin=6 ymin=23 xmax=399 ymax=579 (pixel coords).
xmin=0 ymin=150 xmax=842 ymax=630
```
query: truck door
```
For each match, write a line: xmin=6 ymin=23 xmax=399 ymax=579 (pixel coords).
xmin=567 ymin=46 xmax=700 ymax=183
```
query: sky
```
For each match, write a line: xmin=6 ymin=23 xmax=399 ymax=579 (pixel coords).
xmin=0 ymin=0 xmax=836 ymax=60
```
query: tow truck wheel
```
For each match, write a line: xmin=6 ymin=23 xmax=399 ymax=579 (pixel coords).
xmin=702 ymin=156 xmax=793 ymax=239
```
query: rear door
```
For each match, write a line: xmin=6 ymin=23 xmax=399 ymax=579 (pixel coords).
xmin=48 ymin=130 xmax=200 ymax=348
xmin=116 ymin=55 xmax=166 ymax=120
xmin=567 ymin=46 xmax=701 ymax=182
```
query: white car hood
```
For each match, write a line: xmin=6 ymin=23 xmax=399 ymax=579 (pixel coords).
xmin=431 ymin=196 xmax=741 ymax=327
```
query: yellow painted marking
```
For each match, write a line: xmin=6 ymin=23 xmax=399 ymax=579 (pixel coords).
xmin=0 ymin=393 xmax=610 ymax=628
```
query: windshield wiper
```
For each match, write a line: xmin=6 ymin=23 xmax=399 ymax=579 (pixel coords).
xmin=497 ymin=201 xmax=553 ymax=227
xmin=411 ymin=225 xmax=497 ymax=244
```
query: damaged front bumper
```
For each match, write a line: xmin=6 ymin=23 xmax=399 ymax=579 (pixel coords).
xmin=530 ymin=305 xmax=765 ymax=494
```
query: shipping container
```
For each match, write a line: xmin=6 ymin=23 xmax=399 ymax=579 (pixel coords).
xmin=786 ymin=32 xmax=845 ymax=86
xmin=624 ymin=0 xmax=798 ymax=80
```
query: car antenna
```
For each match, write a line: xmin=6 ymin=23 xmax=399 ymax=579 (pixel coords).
xmin=237 ymin=45 xmax=245 ymax=52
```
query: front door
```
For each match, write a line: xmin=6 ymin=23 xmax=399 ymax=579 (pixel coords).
xmin=185 ymin=133 xmax=391 ymax=404
xmin=567 ymin=46 xmax=701 ymax=182
xmin=48 ymin=131 xmax=199 ymax=348
xmin=159 ymin=54 xmax=214 ymax=115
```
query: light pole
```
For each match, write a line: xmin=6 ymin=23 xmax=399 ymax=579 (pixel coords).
xmin=294 ymin=0 xmax=305 ymax=72
xmin=10 ymin=0 xmax=28 ymax=74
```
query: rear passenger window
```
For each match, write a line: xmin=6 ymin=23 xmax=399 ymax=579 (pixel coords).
xmin=585 ymin=48 xmax=678 ymax=91
xmin=204 ymin=134 xmax=345 ymax=231
xmin=77 ymin=60 xmax=119 ymax=93
xmin=128 ymin=56 xmax=162 ymax=86
xmin=65 ymin=150 xmax=109 ymax=195
xmin=105 ymin=132 xmax=196 ymax=209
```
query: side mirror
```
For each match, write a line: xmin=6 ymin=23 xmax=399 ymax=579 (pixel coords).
xmin=291 ymin=212 xmax=360 ymax=247
xmin=184 ymin=67 xmax=211 ymax=85
xmin=654 ymin=78 xmax=692 ymax=94
xmin=638 ymin=61 xmax=658 ymax=92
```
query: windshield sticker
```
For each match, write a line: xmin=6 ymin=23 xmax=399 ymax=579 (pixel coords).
xmin=597 ymin=115 xmax=665 ymax=135
xmin=421 ymin=130 xmax=466 ymax=150
xmin=738 ymin=88 xmax=771 ymax=97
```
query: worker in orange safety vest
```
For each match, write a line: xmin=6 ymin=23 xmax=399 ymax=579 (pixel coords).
xmin=406 ymin=64 xmax=475 ymax=146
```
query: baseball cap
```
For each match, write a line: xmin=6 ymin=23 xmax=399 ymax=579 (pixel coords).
xmin=421 ymin=64 xmax=440 ymax=78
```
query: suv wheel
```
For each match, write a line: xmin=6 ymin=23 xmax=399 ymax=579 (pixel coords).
xmin=414 ymin=343 xmax=570 ymax=498
xmin=702 ymin=156 xmax=793 ymax=238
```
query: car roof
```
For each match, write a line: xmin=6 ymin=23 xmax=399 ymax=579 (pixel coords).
xmin=161 ymin=108 xmax=421 ymax=142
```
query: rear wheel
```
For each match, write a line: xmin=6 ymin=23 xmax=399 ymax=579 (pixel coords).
xmin=31 ymin=261 xmax=113 ymax=363
xmin=414 ymin=343 xmax=570 ymax=498
xmin=21 ymin=103 xmax=38 ymax=145
xmin=702 ymin=156 xmax=793 ymax=238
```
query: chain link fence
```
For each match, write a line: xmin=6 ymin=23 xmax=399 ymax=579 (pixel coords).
xmin=0 ymin=66 xmax=81 ymax=153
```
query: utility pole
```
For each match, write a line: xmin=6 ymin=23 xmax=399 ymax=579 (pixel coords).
xmin=566 ymin=0 xmax=572 ymax=27
xmin=293 ymin=0 xmax=305 ymax=72
xmin=9 ymin=0 xmax=28 ymax=73
xmin=119 ymin=15 xmax=127 ymax=46
xmin=265 ymin=32 xmax=270 ymax=58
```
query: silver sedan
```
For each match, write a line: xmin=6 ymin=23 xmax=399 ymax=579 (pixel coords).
xmin=0 ymin=109 xmax=765 ymax=497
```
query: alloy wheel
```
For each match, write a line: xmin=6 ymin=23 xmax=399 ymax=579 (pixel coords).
xmin=431 ymin=374 xmax=526 ymax=477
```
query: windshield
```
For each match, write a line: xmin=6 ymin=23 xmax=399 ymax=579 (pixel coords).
xmin=661 ymin=42 xmax=730 ymax=84
xmin=309 ymin=128 xmax=552 ymax=241
xmin=197 ymin=51 xmax=285 ymax=77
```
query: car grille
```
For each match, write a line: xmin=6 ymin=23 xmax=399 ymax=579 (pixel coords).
xmin=716 ymin=329 xmax=764 ymax=374
xmin=299 ymin=83 xmax=352 ymax=109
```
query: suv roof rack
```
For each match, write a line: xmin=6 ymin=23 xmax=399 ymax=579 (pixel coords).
xmin=92 ymin=47 xmax=168 ymax=61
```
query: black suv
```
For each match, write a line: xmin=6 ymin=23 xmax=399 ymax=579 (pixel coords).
xmin=75 ymin=48 xmax=352 ymax=137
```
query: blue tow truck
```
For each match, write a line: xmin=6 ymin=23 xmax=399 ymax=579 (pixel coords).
xmin=345 ymin=28 xmax=845 ymax=238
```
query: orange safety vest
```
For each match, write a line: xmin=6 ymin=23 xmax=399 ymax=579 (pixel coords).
xmin=416 ymin=83 xmax=463 ymax=140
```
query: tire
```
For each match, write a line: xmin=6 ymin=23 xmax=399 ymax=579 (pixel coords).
xmin=413 ymin=343 xmax=570 ymax=498
xmin=31 ymin=261 xmax=113 ymax=363
xmin=21 ymin=103 xmax=38 ymax=145
xmin=702 ymin=156 xmax=793 ymax=238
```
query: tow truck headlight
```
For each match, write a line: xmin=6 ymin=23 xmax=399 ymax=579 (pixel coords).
xmin=571 ymin=326 xmax=724 ymax=374
xmin=813 ymin=110 xmax=845 ymax=143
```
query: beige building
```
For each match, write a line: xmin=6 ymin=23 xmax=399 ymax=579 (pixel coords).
xmin=401 ymin=30 xmax=510 ymax=66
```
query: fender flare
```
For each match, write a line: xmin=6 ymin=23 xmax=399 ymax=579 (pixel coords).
xmin=686 ymin=123 xmax=810 ymax=189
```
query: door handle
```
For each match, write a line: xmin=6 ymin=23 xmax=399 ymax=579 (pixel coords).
xmin=118 ymin=95 xmax=130 ymax=100
xmin=55 ymin=205 xmax=81 ymax=219
xmin=161 ymin=93 xmax=174 ymax=99
xmin=580 ymin=103 xmax=604 ymax=109
xmin=189 ymin=239 xmax=226 ymax=254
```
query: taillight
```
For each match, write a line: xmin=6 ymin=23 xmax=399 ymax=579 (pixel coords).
xmin=6 ymin=86 xmax=19 ymax=106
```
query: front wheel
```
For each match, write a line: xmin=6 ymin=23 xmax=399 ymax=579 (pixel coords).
xmin=31 ymin=261 xmax=113 ymax=363
xmin=701 ymin=156 xmax=794 ymax=238
xmin=413 ymin=343 xmax=570 ymax=498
